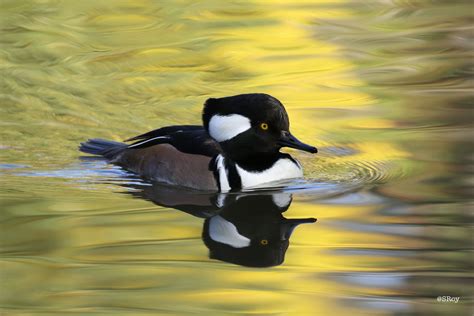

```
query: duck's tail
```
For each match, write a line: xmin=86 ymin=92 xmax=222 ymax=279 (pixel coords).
xmin=79 ymin=138 xmax=127 ymax=160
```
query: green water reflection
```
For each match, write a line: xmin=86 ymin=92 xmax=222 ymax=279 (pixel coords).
xmin=1 ymin=0 xmax=472 ymax=315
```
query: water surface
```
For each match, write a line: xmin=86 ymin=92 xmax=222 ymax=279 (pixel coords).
xmin=1 ymin=0 xmax=472 ymax=315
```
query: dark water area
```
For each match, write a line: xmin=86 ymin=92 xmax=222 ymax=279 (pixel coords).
xmin=1 ymin=0 xmax=473 ymax=315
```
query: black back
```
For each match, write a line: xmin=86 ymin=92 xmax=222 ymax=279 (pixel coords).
xmin=125 ymin=125 xmax=221 ymax=158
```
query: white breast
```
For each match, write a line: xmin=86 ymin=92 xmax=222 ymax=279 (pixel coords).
xmin=236 ymin=158 xmax=303 ymax=188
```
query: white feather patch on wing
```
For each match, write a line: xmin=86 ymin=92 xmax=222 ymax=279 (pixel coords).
xmin=127 ymin=136 xmax=170 ymax=148
xmin=208 ymin=114 xmax=251 ymax=142
xmin=208 ymin=215 xmax=250 ymax=248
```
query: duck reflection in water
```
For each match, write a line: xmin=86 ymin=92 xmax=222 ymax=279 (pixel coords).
xmin=125 ymin=183 xmax=317 ymax=267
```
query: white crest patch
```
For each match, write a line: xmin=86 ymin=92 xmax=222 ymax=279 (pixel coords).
xmin=236 ymin=158 xmax=303 ymax=188
xmin=208 ymin=215 xmax=250 ymax=248
xmin=208 ymin=114 xmax=251 ymax=142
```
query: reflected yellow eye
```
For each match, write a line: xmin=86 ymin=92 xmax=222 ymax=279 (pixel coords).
xmin=260 ymin=123 xmax=269 ymax=130
xmin=260 ymin=239 xmax=268 ymax=245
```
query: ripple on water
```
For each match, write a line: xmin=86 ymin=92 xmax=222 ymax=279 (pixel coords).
xmin=0 ymin=163 xmax=30 ymax=169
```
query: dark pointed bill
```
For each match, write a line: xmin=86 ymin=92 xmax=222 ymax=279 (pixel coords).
xmin=279 ymin=131 xmax=317 ymax=153
xmin=280 ymin=218 xmax=317 ymax=240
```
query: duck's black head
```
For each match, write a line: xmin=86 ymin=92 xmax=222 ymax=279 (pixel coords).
xmin=202 ymin=93 xmax=317 ymax=161
xmin=201 ymin=192 xmax=317 ymax=267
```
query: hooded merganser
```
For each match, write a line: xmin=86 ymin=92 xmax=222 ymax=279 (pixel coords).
xmin=80 ymin=93 xmax=317 ymax=191
xmin=202 ymin=193 xmax=316 ymax=267
xmin=124 ymin=183 xmax=317 ymax=267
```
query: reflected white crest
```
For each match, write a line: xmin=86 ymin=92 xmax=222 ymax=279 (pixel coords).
xmin=208 ymin=215 xmax=250 ymax=248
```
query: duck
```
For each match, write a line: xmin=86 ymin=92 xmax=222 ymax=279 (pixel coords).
xmin=79 ymin=93 xmax=317 ymax=192
xmin=123 ymin=182 xmax=317 ymax=267
xmin=202 ymin=192 xmax=317 ymax=267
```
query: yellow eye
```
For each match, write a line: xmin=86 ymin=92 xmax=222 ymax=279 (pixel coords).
xmin=260 ymin=123 xmax=269 ymax=130
xmin=260 ymin=239 xmax=268 ymax=246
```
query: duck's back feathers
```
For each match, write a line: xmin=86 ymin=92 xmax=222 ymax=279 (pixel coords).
xmin=79 ymin=125 xmax=220 ymax=190
xmin=126 ymin=125 xmax=221 ymax=157
xmin=125 ymin=125 xmax=202 ymax=142
xmin=79 ymin=138 xmax=127 ymax=159
xmin=117 ymin=143 xmax=217 ymax=190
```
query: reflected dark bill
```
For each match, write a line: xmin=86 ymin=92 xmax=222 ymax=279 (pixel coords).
xmin=122 ymin=182 xmax=317 ymax=267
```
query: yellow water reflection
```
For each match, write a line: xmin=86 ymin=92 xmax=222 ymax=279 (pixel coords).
xmin=1 ymin=0 xmax=472 ymax=315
